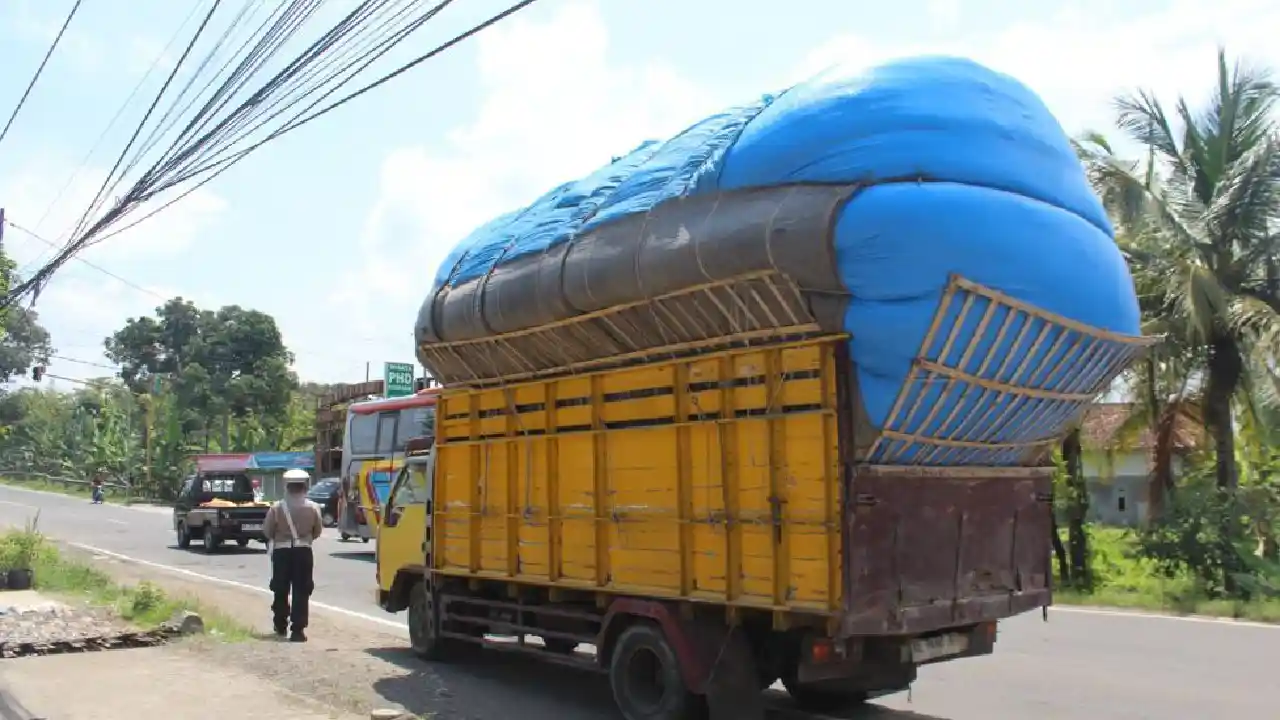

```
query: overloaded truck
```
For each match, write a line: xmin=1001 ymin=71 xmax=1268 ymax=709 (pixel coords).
xmin=374 ymin=56 xmax=1151 ymax=719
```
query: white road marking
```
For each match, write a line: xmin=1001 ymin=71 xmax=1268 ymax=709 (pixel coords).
xmin=68 ymin=542 xmax=405 ymax=631
xmin=106 ymin=518 xmax=129 ymax=526
xmin=7 ymin=484 xmax=1260 ymax=633
xmin=1049 ymin=604 xmax=1280 ymax=629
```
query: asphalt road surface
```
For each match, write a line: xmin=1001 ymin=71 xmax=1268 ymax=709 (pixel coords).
xmin=3 ymin=483 xmax=1278 ymax=720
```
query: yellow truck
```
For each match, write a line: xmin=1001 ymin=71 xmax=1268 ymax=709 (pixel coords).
xmin=376 ymin=288 xmax=1147 ymax=719
xmin=376 ymin=56 xmax=1150 ymax=720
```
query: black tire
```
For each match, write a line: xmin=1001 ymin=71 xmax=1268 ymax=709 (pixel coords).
xmin=781 ymin=676 xmax=869 ymax=713
xmin=236 ymin=538 xmax=250 ymax=547
xmin=341 ymin=533 xmax=352 ymax=541
xmin=361 ymin=537 xmax=370 ymax=544
xmin=176 ymin=522 xmax=191 ymax=549
xmin=609 ymin=623 xmax=700 ymax=720
xmin=408 ymin=581 xmax=448 ymax=660
xmin=322 ymin=511 xmax=336 ymax=527
xmin=202 ymin=525 xmax=221 ymax=554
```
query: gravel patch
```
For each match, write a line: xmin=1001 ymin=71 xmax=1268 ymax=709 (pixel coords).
xmin=0 ymin=593 xmax=165 ymax=658
xmin=0 ymin=603 xmax=130 ymax=645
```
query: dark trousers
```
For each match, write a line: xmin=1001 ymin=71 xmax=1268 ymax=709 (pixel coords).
xmin=270 ymin=546 xmax=314 ymax=632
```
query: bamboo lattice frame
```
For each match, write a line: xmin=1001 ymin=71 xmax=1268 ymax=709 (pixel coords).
xmin=865 ymin=275 xmax=1157 ymax=466
xmin=418 ymin=271 xmax=822 ymax=386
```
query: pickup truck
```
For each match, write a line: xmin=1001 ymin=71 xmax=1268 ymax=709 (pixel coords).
xmin=173 ymin=472 xmax=270 ymax=554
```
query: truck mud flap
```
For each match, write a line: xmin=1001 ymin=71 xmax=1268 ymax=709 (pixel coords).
xmin=842 ymin=465 xmax=1052 ymax=636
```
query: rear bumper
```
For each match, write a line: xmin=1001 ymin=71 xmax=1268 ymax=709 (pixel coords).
xmin=213 ymin=519 xmax=268 ymax=540
xmin=796 ymin=621 xmax=998 ymax=686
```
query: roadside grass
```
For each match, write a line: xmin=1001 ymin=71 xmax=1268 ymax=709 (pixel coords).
xmin=0 ymin=528 xmax=250 ymax=640
xmin=1055 ymin=526 xmax=1280 ymax=623
xmin=0 ymin=475 xmax=167 ymax=508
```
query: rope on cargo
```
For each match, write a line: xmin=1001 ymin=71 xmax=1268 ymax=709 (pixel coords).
xmin=3 ymin=0 xmax=539 ymax=311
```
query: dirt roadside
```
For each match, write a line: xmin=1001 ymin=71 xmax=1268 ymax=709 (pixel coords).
xmin=58 ymin=543 xmax=624 ymax=720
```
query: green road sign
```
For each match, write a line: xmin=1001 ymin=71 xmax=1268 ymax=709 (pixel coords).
xmin=384 ymin=362 xmax=416 ymax=398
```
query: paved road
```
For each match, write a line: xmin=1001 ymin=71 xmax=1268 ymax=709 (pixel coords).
xmin=3 ymin=484 xmax=1278 ymax=719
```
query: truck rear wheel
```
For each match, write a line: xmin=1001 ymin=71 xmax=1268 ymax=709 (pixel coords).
xmin=608 ymin=623 xmax=700 ymax=720
xmin=201 ymin=526 xmax=221 ymax=554
xmin=176 ymin=522 xmax=191 ymax=549
xmin=408 ymin=581 xmax=447 ymax=660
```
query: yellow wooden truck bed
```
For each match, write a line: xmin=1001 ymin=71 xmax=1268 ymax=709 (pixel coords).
xmin=433 ymin=337 xmax=843 ymax=616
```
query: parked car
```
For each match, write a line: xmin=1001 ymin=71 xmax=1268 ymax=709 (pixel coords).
xmin=307 ymin=476 xmax=342 ymax=527
xmin=173 ymin=472 xmax=270 ymax=553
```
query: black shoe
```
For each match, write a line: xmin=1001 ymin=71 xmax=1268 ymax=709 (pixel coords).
xmin=274 ymin=626 xmax=287 ymax=638
xmin=289 ymin=630 xmax=307 ymax=643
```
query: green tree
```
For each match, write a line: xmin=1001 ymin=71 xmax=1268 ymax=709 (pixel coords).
xmin=0 ymin=307 xmax=53 ymax=383
xmin=103 ymin=297 xmax=298 ymax=449
xmin=0 ymin=234 xmax=15 ymax=335
xmin=1078 ymin=49 xmax=1280 ymax=492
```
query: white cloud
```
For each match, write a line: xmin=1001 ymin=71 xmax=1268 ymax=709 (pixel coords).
xmin=333 ymin=0 xmax=715 ymax=374
xmin=329 ymin=0 xmax=1279 ymax=384
xmin=1 ymin=163 xmax=226 ymax=266
xmin=798 ymin=0 xmax=1280 ymax=139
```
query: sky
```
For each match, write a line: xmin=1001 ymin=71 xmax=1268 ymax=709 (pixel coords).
xmin=0 ymin=0 xmax=1276 ymax=387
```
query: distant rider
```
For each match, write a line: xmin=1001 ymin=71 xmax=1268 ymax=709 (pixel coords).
xmin=262 ymin=469 xmax=324 ymax=641
xmin=91 ymin=474 xmax=105 ymax=504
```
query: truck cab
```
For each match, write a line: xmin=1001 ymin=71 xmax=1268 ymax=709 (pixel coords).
xmin=375 ymin=436 xmax=434 ymax=609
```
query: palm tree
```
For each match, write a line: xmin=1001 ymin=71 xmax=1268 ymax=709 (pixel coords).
xmin=1078 ymin=48 xmax=1280 ymax=492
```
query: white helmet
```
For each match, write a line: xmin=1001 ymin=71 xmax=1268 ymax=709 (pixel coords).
xmin=283 ymin=468 xmax=311 ymax=486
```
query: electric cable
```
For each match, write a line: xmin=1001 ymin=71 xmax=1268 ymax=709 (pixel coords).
xmin=4 ymin=0 xmax=541 ymax=311
xmin=0 ymin=0 xmax=86 ymax=151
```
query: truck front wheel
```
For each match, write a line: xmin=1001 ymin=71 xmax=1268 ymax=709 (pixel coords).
xmin=608 ymin=623 xmax=700 ymax=720
xmin=408 ymin=581 xmax=447 ymax=660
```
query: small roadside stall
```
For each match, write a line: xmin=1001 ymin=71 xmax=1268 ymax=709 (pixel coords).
xmin=248 ymin=451 xmax=315 ymax=502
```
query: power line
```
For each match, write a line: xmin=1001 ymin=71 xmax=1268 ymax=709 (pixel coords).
xmin=3 ymin=218 xmax=165 ymax=299
xmin=26 ymin=0 xmax=208 ymax=245
xmin=0 ymin=0 xmax=86 ymax=151
xmin=5 ymin=0 xmax=539 ymax=310
xmin=49 ymin=354 xmax=119 ymax=370
xmin=3 ymin=216 xmax=414 ymax=353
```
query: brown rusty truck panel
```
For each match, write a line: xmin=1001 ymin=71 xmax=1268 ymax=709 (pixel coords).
xmin=843 ymin=465 xmax=1052 ymax=636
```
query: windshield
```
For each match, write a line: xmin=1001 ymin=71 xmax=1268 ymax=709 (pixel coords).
xmin=198 ymin=473 xmax=256 ymax=503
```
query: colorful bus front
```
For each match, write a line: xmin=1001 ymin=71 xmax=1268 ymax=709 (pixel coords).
xmin=337 ymin=389 xmax=439 ymax=543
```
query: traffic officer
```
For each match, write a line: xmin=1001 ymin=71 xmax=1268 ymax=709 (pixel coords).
xmin=262 ymin=468 xmax=324 ymax=641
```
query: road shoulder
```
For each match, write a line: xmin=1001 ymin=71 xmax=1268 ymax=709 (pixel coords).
xmin=59 ymin=542 xmax=455 ymax=719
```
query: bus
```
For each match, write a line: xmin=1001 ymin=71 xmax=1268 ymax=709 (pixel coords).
xmin=336 ymin=389 xmax=439 ymax=542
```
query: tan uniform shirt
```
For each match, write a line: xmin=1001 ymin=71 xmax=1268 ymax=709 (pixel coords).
xmin=262 ymin=498 xmax=324 ymax=548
